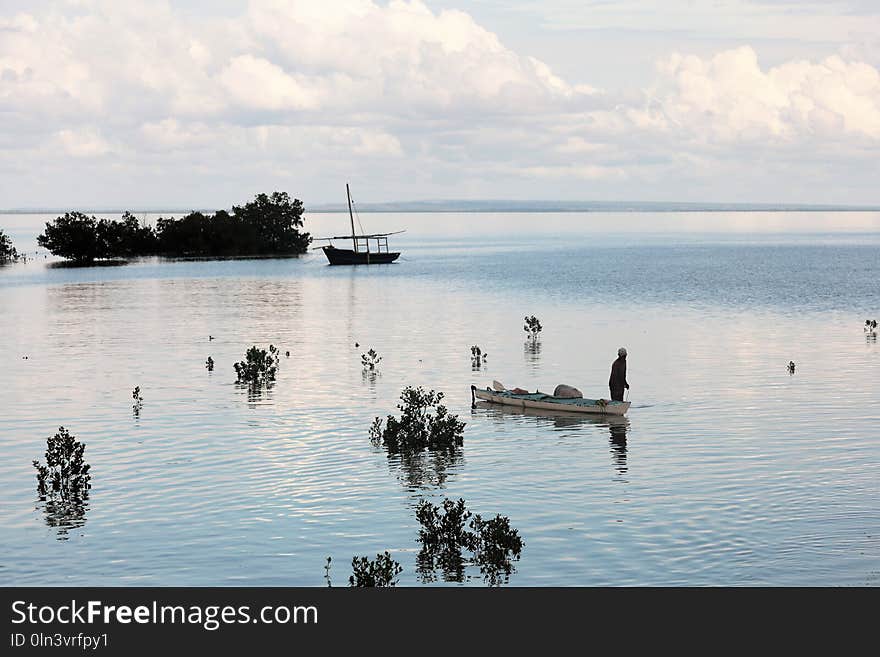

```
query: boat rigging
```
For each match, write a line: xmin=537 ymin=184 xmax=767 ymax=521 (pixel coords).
xmin=314 ymin=184 xmax=404 ymax=265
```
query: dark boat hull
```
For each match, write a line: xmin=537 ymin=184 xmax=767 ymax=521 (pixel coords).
xmin=322 ymin=246 xmax=400 ymax=265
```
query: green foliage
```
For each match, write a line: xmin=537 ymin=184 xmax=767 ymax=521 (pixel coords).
xmin=36 ymin=192 xmax=310 ymax=262
xmin=361 ymin=348 xmax=382 ymax=371
xmin=523 ymin=315 xmax=543 ymax=340
xmin=132 ymin=386 xmax=143 ymax=416
xmin=232 ymin=191 xmax=310 ymax=254
xmin=36 ymin=211 xmax=157 ymax=263
xmin=38 ymin=212 xmax=105 ymax=263
xmin=415 ymin=498 xmax=524 ymax=586
xmin=234 ymin=345 xmax=280 ymax=387
xmin=469 ymin=513 xmax=525 ymax=584
xmin=416 ymin=498 xmax=476 ymax=553
xmin=0 ymin=228 xmax=19 ymax=262
xmin=32 ymin=427 xmax=91 ymax=500
xmin=323 ymin=556 xmax=333 ymax=587
xmin=157 ymin=192 xmax=309 ymax=257
xmin=369 ymin=386 xmax=465 ymax=454
xmin=106 ymin=212 xmax=159 ymax=257
xmin=349 ymin=552 xmax=403 ymax=587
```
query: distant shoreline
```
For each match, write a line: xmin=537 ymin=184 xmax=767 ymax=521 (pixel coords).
xmin=3 ymin=201 xmax=880 ymax=215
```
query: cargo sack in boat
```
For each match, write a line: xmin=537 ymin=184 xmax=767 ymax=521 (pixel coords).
xmin=553 ymin=384 xmax=583 ymax=398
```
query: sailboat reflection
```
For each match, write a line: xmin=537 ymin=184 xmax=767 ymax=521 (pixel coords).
xmin=473 ymin=401 xmax=630 ymax=473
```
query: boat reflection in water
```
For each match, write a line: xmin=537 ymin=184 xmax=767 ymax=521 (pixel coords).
xmin=608 ymin=418 xmax=628 ymax=475
xmin=473 ymin=401 xmax=630 ymax=474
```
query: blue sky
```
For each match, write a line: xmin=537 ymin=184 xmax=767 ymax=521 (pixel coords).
xmin=1 ymin=1 xmax=878 ymax=207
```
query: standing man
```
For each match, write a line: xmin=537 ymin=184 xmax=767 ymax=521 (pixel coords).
xmin=609 ymin=347 xmax=629 ymax=401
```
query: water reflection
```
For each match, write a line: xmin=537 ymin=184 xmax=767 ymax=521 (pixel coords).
xmin=474 ymin=402 xmax=630 ymax=473
xmin=414 ymin=545 xmax=519 ymax=586
xmin=608 ymin=418 xmax=629 ymax=475
xmin=416 ymin=545 xmax=467 ymax=584
xmin=46 ymin=260 xmax=127 ymax=269
xmin=37 ymin=496 xmax=89 ymax=541
xmin=476 ymin=401 xmax=600 ymax=430
xmin=385 ymin=448 xmax=464 ymax=490
xmin=523 ymin=340 xmax=542 ymax=368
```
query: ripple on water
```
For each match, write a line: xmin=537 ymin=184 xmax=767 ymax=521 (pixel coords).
xmin=1 ymin=219 xmax=879 ymax=584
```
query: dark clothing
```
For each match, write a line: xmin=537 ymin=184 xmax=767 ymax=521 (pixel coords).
xmin=609 ymin=356 xmax=628 ymax=401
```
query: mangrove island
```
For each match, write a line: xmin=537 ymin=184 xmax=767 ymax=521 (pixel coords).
xmin=37 ymin=191 xmax=310 ymax=263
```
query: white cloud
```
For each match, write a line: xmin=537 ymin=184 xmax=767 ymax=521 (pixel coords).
xmin=633 ymin=47 xmax=880 ymax=140
xmin=219 ymin=55 xmax=320 ymax=111
xmin=56 ymin=128 xmax=112 ymax=157
xmin=521 ymin=164 xmax=628 ymax=181
xmin=0 ymin=1 xmax=878 ymax=206
xmin=352 ymin=131 xmax=404 ymax=156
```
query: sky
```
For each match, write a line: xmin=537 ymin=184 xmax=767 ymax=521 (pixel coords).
xmin=1 ymin=0 xmax=879 ymax=208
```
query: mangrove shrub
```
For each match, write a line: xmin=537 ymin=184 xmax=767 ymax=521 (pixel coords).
xmin=523 ymin=315 xmax=542 ymax=340
xmin=361 ymin=348 xmax=382 ymax=371
xmin=349 ymin=552 xmax=403 ymax=587
xmin=234 ymin=345 xmax=281 ymax=387
xmin=0 ymin=228 xmax=18 ymax=262
xmin=369 ymin=386 xmax=465 ymax=453
xmin=415 ymin=498 xmax=524 ymax=585
xmin=32 ymin=427 xmax=91 ymax=500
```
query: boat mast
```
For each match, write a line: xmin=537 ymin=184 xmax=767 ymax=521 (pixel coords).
xmin=347 ymin=183 xmax=358 ymax=252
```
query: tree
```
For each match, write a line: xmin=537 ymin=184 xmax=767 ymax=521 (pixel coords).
xmin=37 ymin=212 xmax=107 ymax=263
xmin=38 ymin=191 xmax=310 ymax=262
xmin=0 ymin=228 xmax=18 ymax=262
xmin=231 ymin=191 xmax=311 ymax=254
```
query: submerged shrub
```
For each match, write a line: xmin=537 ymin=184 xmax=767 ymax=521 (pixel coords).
xmin=416 ymin=498 xmax=475 ymax=553
xmin=0 ymin=228 xmax=19 ymax=262
xmin=323 ymin=556 xmax=333 ymax=587
xmin=361 ymin=348 xmax=382 ymax=371
xmin=132 ymin=386 xmax=143 ymax=416
xmin=523 ymin=315 xmax=542 ymax=340
xmin=470 ymin=345 xmax=487 ymax=368
xmin=469 ymin=513 xmax=524 ymax=584
xmin=205 ymin=356 xmax=214 ymax=371
xmin=32 ymin=427 xmax=91 ymax=500
xmin=234 ymin=345 xmax=280 ymax=387
xmin=349 ymin=552 xmax=402 ymax=587
xmin=369 ymin=386 xmax=465 ymax=453
xmin=415 ymin=498 xmax=523 ymax=586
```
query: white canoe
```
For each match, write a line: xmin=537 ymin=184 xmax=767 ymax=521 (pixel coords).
xmin=472 ymin=385 xmax=630 ymax=416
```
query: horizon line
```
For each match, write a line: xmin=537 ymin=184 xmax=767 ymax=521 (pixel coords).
xmin=3 ymin=199 xmax=880 ymax=214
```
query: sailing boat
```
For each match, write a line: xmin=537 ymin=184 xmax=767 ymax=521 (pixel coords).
xmin=316 ymin=184 xmax=403 ymax=265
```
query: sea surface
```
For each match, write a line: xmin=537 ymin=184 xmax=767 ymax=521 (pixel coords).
xmin=1 ymin=210 xmax=879 ymax=586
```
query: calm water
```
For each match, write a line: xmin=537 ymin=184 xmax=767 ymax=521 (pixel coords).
xmin=1 ymin=211 xmax=879 ymax=586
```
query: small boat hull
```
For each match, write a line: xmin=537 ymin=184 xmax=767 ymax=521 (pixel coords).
xmin=473 ymin=386 xmax=630 ymax=416
xmin=322 ymin=246 xmax=400 ymax=265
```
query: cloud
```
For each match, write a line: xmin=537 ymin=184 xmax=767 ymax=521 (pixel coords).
xmin=56 ymin=128 xmax=112 ymax=157
xmin=636 ymin=46 xmax=880 ymax=140
xmin=0 ymin=1 xmax=878 ymax=206
xmin=219 ymin=55 xmax=320 ymax=111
